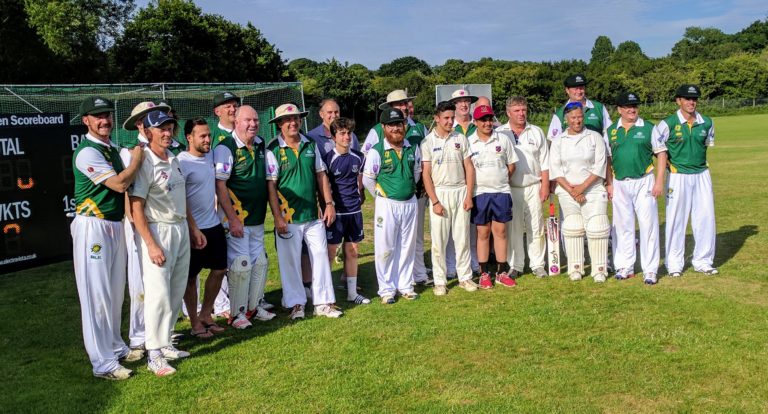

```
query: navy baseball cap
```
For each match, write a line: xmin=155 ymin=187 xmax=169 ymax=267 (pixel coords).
xmin=143 ymin=110 xmax=177 ymax=128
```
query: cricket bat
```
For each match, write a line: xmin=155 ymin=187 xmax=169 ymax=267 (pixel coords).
xmin=546 ymin=196 xmax=561 ymax=276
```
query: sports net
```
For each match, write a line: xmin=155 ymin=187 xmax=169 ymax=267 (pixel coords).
xmin=0 ymin=82 xmax=305 ymax=147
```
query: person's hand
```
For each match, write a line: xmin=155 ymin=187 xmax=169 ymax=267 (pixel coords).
xmin=605 ymin=182 xmax=613 ymax=200
xmin=359 ymin=189 xmax=366 ymax=205
xmin=191 ymin=228 xmax=207 ymax=249
xmin=131 ymin=145 xmax=144 ymax=163
xmin=575 ymin=194 xmax=587 ymax=204
xmin=651 ymin=181 xmax=663 ymax=197
xmin=275 ymin=216 xmax=289 ymax=235
xmin=463 ymin=196 xmax=473 ymax=212
xmin=323 ymin=204 xmax=336 ymax=226
xmin=228 ymin=219 xmax=244 ymax=238
xmin=148 ymin=244 xmax=165 ymax=266
xmin=432 ymin=202 xmax=446 ymax=216
xmin=539 ymin=184 xmax=550 ymax=203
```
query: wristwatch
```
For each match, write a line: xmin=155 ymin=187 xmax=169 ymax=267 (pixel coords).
xmin=326 ymin=201 xmax=335 ymax=206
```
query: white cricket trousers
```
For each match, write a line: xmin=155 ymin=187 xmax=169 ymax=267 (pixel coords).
xmin=430 ymin=186 xmax=473 ymax=285
xmin=445 ymin=224 xmax=479 ymax=274
xmin=123 ymin=219 xmax=145 ymax=348
xmin=507 ymin=183 xmax=546 ymax=272
xmin=71 ymin=215 xmax=129 ymax=375
xmin=612 ymin=173 xmax=660 ymax=274
xmin=665 ymin=170 xmax=716 ymax=273
xmin=276 ymin=219 xmax=336 ymax=308
xmin=413 ymin=195 xmax=429 ymax=280
xmin=139 ymin=221 xmax=190 ymax=351
xmin=375 ymin=196 xmax=417 ymax=296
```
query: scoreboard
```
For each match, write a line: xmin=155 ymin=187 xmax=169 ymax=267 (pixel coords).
xmin=0 ymin=113 xmax=87 ymax=274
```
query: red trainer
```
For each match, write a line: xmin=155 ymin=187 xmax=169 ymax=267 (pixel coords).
xmin=495 ymin=272 xmax=517 ymax=287
xmin=479 ymin=272 xmax=493 ymax=289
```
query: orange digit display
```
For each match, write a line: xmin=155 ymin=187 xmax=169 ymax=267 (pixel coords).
xmin=17 ymin=177 xmax=35 ymax=190
xmin=3 ymin=223 xmax=21 ymax=234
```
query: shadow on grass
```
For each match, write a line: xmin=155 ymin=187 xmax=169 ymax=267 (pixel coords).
xmin=657 ymin=224 xmax=758 ymax=271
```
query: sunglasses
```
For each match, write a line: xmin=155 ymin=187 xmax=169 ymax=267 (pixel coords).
xmin=275 ymin=230 xmax=294 ymax=240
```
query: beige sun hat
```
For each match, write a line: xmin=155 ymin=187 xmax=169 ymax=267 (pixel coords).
xmin=269 ymin=103 xmax=309 ymax=124
xmin=123 ymin=101 xmax=171 ymax=130
xmin=449 ymin=89 xmax=478 ymax=103
xmin=378 ymin=89 xmax=416 ymax=110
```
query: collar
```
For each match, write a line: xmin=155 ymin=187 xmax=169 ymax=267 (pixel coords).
xmin=217 ymin=122 xmax=234 ymax=134
xmin=619 ymin=117 xmax=645 ymax=129
xmin=85 ymin=133 xmax=117 ymax=148
xmin=565 ymin=99 xmax=595 ymax=109
xmin=137 ymin=133 xmax=149 ymax=144
xmin=469 ymin=131 xmax=499 ymax=144
xmin=332 ymin=147 xmax=350 ymax=156
xmin=496 ymin=122 xmax=531 ymax=133
xmin=382 ymin=137 xmax=411 ymax=151
xmin=145 ymin=146 xmax=174 ymax=165
xmin=276 ymin=133 xmax=310 ymax=148
xmin=232 ymin=130 xmax=263 ymax=148
xmin=676 ymin=110 xmax=704 ymax=125
xmin=431 ymin=129 xmax=458 ymax=140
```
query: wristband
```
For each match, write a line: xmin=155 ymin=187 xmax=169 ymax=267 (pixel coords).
xmin=432 ymin=200 xmax=440 ymax=206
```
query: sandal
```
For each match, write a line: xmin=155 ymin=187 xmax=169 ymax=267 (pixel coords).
xmin=190 ymin=328 xmax=214 ymax=339
xmin=203 ymin=322 xmax=225 ymax=333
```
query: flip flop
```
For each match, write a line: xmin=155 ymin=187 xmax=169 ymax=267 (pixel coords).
xmin=203 ymin=322 xmax=225 ymax=333
xmin=190 ymin=328 xmax=214 ymax=339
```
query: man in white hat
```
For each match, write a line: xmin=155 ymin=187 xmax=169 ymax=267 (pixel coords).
xmin=450 ymin=89 xmax=479 ymax=137
xmin=213 ymin=105 xmax=277 ymax=329
xmin=496 ymin=96 xmax=550 ymax=279
xmin=362 ymin=90 xmax=432 ymax=287
xmin=119 ymin=100 xmax=170 ymax=360
xmin=362 ymin=108 xmax=422 ymax=304
xmin=266 ymin=103 xmax=343 ymax=320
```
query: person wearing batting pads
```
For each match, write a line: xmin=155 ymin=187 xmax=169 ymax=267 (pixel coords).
xmin=363 ymin=90 xmax=433 ymax=287
xmin=266 ymin=103 xmax=343 ymax=320
xmin=606 ymin=92 xmax=667 ymax=285
xmin=71 ymin=96 xmax=144 ymax=380
xmin=653 ymin=84 xmax=718 ymax=277
xmin=421 ymin=101 xmax=478 ymax=295
xmin=363 ymin=108 xmax=422 ymax=304
xmin=129 ymin=110 xmax=191 ymax=377
xmin=550 ymin=102 xmax=610 ymax=283
xmin=468 ymin=105 xmax=519 ymax=289
xmin=495 ymin=96 xmax=550 ymax=279
xmin=214 ymin=105 xmax=276 ymax=329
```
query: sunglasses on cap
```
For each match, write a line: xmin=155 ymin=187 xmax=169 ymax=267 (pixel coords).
xmin=563 ymin=101 xmax=583 ymax=114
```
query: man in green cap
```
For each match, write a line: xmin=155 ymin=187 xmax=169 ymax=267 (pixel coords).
xmin=210 ymin=91 xmax=241 ymax=148
xmin=71 ymin=96 xmax=144 ymax=380
xmin=362 ymin=107 xmax=422 ymax=304
xmin=653 ymin=84 xmax=717 ymax=278
xmin=547 ymin=74 xmax=612 ymax=140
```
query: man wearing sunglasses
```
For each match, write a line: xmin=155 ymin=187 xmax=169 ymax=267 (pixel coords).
xmin=652 ymin=84 xmax=717 ymax=277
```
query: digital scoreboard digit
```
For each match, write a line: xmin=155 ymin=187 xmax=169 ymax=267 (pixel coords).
xmin=0 ymin=113 xmax=87 ymax=274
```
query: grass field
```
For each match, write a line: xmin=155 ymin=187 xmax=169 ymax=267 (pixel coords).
xmin=2 ymin=114 xmax=768 ymax=413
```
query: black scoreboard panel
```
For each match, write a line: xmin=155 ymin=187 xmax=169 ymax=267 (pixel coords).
xmin=0 ymin=113 xmax=87 ymax=274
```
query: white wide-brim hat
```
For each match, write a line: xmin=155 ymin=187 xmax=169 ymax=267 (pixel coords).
xmin=269 ymin=103 xmax=309 ymax=124
xmin=378 ymin=89 xmax=416 ymax=110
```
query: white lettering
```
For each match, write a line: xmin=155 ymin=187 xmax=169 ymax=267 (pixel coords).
xmin=71 ymin=134 xmax=84 ymax=151
xmin=0 ymin=137 xmax=25 ymax=155
xmin=0 ymin=201 xmax=32 ymax=221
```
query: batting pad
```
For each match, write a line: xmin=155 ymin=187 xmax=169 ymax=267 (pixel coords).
xmin=586 ymin=215 xmax=610 ymax=275
xmin=562 ymin=215 xmax=585 ymax=273
xmin=248 ymin=254 xmax=269 ymax=311
xmin=228 ymin=255 xmax=251 ymax=316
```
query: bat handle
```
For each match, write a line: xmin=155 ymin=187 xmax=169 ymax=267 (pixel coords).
xmin=548 ymin=195 xmax=555 ymax=216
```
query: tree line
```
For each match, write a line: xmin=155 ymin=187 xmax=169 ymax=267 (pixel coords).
xmin=2 ymin=0 xmax=767 ymax=125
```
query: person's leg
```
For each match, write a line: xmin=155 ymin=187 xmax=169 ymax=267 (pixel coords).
xmin=247 ymin=225 xmax=273 ymax=319
xmin=508 ymin=186 xmax=526 ymax=272
xmin=198 ymin=225 xmax=228 ymax=329
xmin=183 ymin=255 xmax=205 ymax=334
xmin=124 ymin=220 xmax=145 ymax=349
xmin=557 ymin=188 xmax=585 ymax=278
xmin=452 ymin=187 xmax=474 ymax=282
xmin=396 ymin=198 xmax=418 ymax=295
xmin=430 ymin=187 xmax=451 ymax=287
xmin=445 ymin=234 xmax=457 ymax=276
xmin=584 ymin=191 xmax=610 ymax=279
xmin=107 ymin=221 xmax=130 ymax=358
xmin=612 ymin=179 xmax=636 ymax=275
xmin=412 ymin=196 xmax=429 ymax=282
xmin=525 ymin=183 xmax=547 ymax=273
xmin=276 ymin=223 xmax=307 ymax=308
xmin=691 ymin=170 xmax=717 ymax=271
xmin=665 ymin=172 xmax=690 ymax=274
xmin=343 ymin=212 xmax=368 ymax=303
xmin=141 ymin=223 xmax=174 ymax=352
xmin=374 ymin=197 xmax=399 ymax=298
xmin=168 ymin=223 xmax=192 ymax=343
xmin=225 ymin=226 xmax=252 ymax=320
xmin=305 ymin=220 xmax=337 ymax=307
xmin=635 ymin=174 xmax=660 ymax=275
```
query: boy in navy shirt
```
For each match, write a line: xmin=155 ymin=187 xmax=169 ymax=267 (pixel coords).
xmin=323 ymin=118 xmax=370 ymax=304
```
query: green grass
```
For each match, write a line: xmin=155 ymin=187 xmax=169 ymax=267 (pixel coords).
xmin=2 ymin=114 xmax=768 ymax=413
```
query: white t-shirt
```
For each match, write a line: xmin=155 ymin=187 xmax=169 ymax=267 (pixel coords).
xmin=420 ymin=130 xmax=470 ymax=189
xmin=496 ymin=123 xmax=550 ymax=187
xmin=129 ymin=148 xmax=187 ymax=224
xmin=178 ymin=151 xmax=220 ymax=230
xmin=468 ymin=131 xmax=518 ymax=196
xmin=549 ymin=129 xmax=607 ymax=185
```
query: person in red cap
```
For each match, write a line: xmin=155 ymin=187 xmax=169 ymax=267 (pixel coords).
xmin=467 ymin=105 xmax=519 ymax=288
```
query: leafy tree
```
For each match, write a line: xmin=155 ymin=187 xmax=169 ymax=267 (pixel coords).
xmin=111 ymin=0 xmax=288 ymax=82
xmin=378 ymin=56 xmax=432 ymax=77
xmin=289 ymin=58 xmax=321 ymax=78
xmin=436 ymin=58 xmax=470 ymax=81
xmin=734 ymin=18 xmax=768 ymax=53
xmin=671 ymin=27 xmax=738 ymax=62
xmin=590 ymin=35 xmax=614 ymax=65
xmin=0 ymin=0 xmax=61 ymax=82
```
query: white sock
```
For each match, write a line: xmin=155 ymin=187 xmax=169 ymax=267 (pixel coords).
xmin=346 ymin=276 xmax=358 ymax=300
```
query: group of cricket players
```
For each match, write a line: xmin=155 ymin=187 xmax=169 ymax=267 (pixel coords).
xmin=71 ymin=74 xmax=718 ymax=380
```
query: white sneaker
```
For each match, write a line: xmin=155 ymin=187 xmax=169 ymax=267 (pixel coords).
xmin=290 ymin=304 xmax=305 ymax=320
xmin=532 ymin=267 xmax=548 ymax=278
xmin=147 ymin=356 xmax=176 ymax=377
xmin=459 ymin=279 xmax=478 ymax=292
xmin=433 ymin=285 xmax=447 ymax=296
xmin=315 ymin=304 xmax=343 ymax=318
xmin=644 ymin=272 xmax=658 ymax=285
xmin=120 ymin=346 xmax=145 ymax=363
xmin=593 ymin=273 xmax=607 ymax=283
xmin=696 ymin=267 xmax=719 ymax=275
xmin=259 ymin=299 xmax=275 ymax=310
xmin=250 ymin=306 xmax=276 ymax=321
xmin=94 ymin=365 xmax=133 ymax=380
xmin=230 ymin=313 xmax=252 ymax=329
xmin=160 ymin=345 xmax=190 ymax=360
xmin=569 ymin=271 xmax=583 ymax=281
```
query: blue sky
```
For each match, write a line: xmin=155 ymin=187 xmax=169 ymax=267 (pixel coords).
xmin=136 ymin=0 xmax=766 ymax=68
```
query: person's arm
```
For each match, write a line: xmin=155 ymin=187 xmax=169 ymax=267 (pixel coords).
xmin=215 ymin=179 xmax=243 ymax=238
xmin=421 ymin=161 xmax=444 ymax=216
xmin=316 ymin=170 xmax=336 ymax=226
xmin=361 ymin=149 xmax=380 ymax=197
xmin=186 ymin=206 xmax=206 ymax=249
xmin=652 ymin=151 xmax=668 ymax=197
xmin=505 ymin=139 xmax=518 ymax=178
xmin=103 ymin=145 xmax=144 ymax=193
xmin=413 ymin=145 xmax=422 ymax=184
xmin=462 ymin=156 xmax=475 ymax=211
xmin=267 ymin=180 xmax=288 ymax=234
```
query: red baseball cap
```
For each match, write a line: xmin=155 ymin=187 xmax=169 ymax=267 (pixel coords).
xmin=473 ymin=105 xmax=495 ymax=119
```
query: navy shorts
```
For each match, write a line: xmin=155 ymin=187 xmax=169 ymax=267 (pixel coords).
xmin=189 ymin=224 xmax=228 ymax=277
xmin=471 ymin=193 xmax=513 ymax=225
xmin=327 ymin=212 xmax=364 ymax=244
